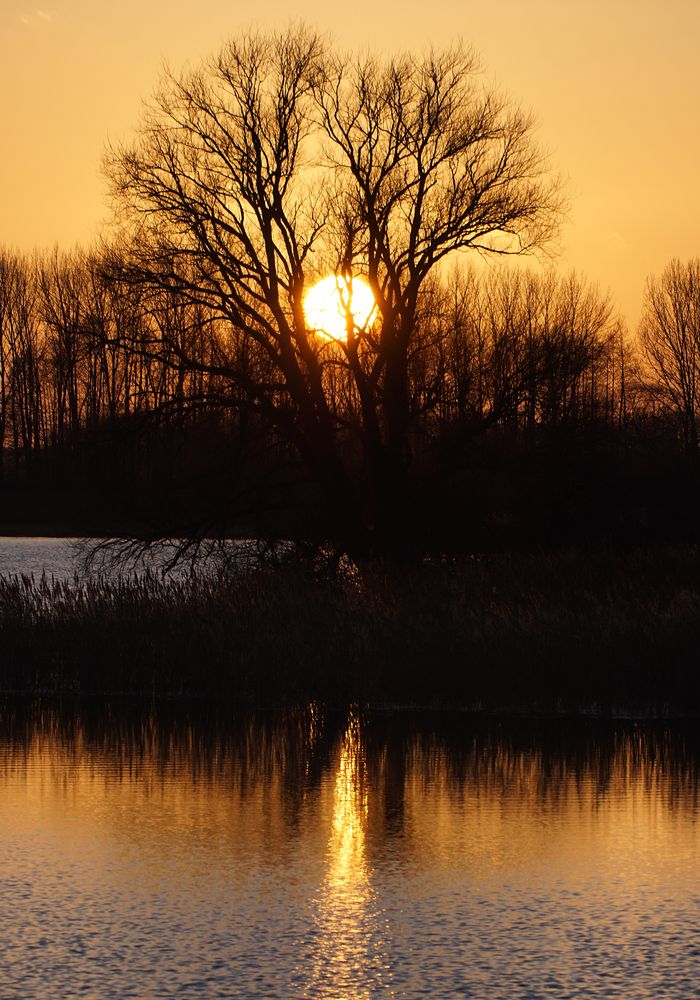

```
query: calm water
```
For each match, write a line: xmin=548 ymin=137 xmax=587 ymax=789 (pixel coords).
xmin=0 ymin=537 xmax=86 ymax=580
xmin=1 ymin=705 xmax=700 ymax=998
xmin=0 ymin=537 xmax=251 ymax=581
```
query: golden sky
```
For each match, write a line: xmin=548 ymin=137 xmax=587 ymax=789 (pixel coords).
xmin=1 ymin=0 xmax=698 ymax=328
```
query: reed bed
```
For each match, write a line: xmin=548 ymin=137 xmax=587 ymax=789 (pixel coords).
xmin=1 ymin=547 xmax=699 ymax=713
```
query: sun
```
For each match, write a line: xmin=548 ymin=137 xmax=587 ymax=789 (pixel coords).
xmin=303 ymin=275 xmax=377 ymax=341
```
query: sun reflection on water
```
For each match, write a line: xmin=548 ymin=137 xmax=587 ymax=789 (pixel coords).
xmin=305 ymin=712 xmax=391 ymax=998
xmin=331 ymin=714 xmax=368 ymax=869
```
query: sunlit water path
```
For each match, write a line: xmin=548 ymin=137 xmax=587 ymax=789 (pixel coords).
xmin=1 ymin=706 xmax=700 ymax=997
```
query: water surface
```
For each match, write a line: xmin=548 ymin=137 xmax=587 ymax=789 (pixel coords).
xmin=1 ymin=706 xmax=699 ymax=997
xmin=0 ymin=537 xmax=249 ymax=582
xmin=0 ymin=537 xmax=86 ymax=580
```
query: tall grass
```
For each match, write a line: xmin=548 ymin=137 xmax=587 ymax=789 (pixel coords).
xmin=1 ymin=547 xmax=700 ymax=713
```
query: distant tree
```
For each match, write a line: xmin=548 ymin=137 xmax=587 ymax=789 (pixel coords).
xmin=0 ymin=251 xmax=45 ymax=475
xmin=428 ymin=267 xmax=622 ymax=437
xmin=0 ymin=251 xmax=19 ymax=477
xmin=639 ymin=259 xmax=700 ymax=456
xmin=104 ymin=26 xmax=563 ymax=556
xmin=37 ymin=249 xmax=88 ymax=452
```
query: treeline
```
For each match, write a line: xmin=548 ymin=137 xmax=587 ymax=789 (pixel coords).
xmin=0 ymin=244 xmax=694 ymax=548
xmin=0 ymin=248 xmax=224 ymax=477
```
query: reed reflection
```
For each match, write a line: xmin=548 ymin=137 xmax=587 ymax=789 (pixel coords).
xmin=0 ymin=703 xmax=342 ymax=866
xmin=3 ymin=706 xmax=700 ymax=823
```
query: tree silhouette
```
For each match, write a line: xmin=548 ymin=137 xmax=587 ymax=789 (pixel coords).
xmin=640 ymin=258 xmax=700 ymax=458
xmin=102 ymin=26 xmax=563 ymax=555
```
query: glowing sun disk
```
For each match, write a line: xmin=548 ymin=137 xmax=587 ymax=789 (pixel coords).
xmin=304 ymin=275 xmax=377 ymax=341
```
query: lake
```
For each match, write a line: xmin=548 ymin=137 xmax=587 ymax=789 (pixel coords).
xmin=2 ymin=704 xmax=699 ymax=998
xmin=0 ymin=537 xmax=251 ymax=582
xmin=0 ymin=537 xmax=87 ymax=580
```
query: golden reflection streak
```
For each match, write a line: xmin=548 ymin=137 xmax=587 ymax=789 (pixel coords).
xmin=306 ymin=713 xmax=390 ymax=998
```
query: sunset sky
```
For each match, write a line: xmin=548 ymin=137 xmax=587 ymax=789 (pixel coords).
xmin=2 ymin=0 xmax=698 ymax=329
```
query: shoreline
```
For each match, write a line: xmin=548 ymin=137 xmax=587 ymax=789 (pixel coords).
xmin=1 ymin=692 xmax=697 ymax=720
xmin=0 ymin=545 xmax=698 ymax=714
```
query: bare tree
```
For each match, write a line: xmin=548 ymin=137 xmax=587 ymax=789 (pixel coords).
xmin=422 ymin=266 xmax=620 ymax=435
xmin=0 ymin=252 xmax=46 ymax=475
xmin=639 ymin=259 xmax=700 ymax=456
xmin=0 ymin=251 xmax=19 ymax=478
xmin=104 ymin=26 xmax=563 ymax=555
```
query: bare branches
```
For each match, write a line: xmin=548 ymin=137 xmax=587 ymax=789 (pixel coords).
xmin=105 ymin=27 xmax=325 ymax=353
xmin=100 ymin=27 xmax=567 ymax=553
xmin=639 ymin=259 xmax=700 ymax=453
xmin=315 ymin=45 xmax=564 ymax=309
